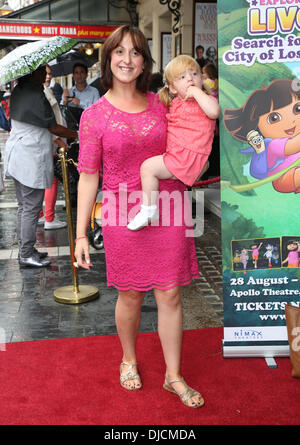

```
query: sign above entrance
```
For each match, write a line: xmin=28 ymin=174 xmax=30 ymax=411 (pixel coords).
xmin=0 ymin=21 xmax=117 ymax=40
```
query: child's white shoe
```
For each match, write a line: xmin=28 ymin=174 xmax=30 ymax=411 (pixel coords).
xmin=127 ymin=205 xmax=159 ymax=231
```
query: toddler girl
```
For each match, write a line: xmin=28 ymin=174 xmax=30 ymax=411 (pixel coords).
xmin=127 ymin=54 xmax=220 ymax=231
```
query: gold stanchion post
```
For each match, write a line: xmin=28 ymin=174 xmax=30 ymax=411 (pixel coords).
xmin=53 ymin=146 xmax=99 ymax=304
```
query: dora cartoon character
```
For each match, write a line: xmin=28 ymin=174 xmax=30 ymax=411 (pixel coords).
xmin=282 ymin=240 xmax=300 ymax=268
xmin=248 ymin=241 xmax=262 ymax=269
xmin=223 ymin=79 xmax=300 ymax=194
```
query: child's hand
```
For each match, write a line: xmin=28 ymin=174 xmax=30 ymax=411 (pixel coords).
xmin=187 ymin=84 xmax=221 ymax=119
xmin=185 ymin=85 xmax=202 ymax=100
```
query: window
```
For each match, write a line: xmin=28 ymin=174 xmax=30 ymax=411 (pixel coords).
xmin=50 ymin=0 xmax=79 ymax=21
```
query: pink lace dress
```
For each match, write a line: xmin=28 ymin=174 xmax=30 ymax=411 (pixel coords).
xmin=163 ymin=97 xmax=216 ymax=186
xmin=78 ymin=92 xmax=199 ymax=291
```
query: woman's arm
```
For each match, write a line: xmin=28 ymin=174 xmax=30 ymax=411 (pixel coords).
xmin=49 ymin=124 xmax=78 ymax=140
xmin=186 ymin=85 xmax=221 ymax=119
xmin=75 ymin=172 xmax=99 ymax=269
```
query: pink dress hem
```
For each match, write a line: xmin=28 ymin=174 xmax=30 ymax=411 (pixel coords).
xmin=107 ymin=274 xmax=200 ymax=292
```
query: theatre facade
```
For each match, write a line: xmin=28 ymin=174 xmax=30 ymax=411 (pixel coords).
xmin=0 ymin=0 xmax=217 ymax=73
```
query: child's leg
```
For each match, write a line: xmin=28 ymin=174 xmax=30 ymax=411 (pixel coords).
xmin=127 ymin=156 xmax=174 ymax=231
xmin=140 ymin=155 xmax=174 ymax=206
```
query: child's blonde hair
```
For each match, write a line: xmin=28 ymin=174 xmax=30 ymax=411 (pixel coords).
xmin=159 ymin=55 xmax=201 ymax=107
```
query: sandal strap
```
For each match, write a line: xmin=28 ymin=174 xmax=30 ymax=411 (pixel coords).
xmin=120 ymin=362 xmax=140 ymax=384
xmin=179 ymin=387 xmax=202 ymax=403
xmin=166 ymin=376 xmax=202 ymax=403
xmin=121 ymin=360 xmax=138 ymax=367
xmin=166 ymin=376 xmax=184 ymax=385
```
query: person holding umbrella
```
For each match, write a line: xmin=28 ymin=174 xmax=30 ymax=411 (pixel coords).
xmin=4 ymin=64 xmax=78 ymax=267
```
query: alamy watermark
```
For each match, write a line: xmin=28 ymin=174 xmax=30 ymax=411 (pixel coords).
xmin=100 ymin=184 xmax=204 ymax=237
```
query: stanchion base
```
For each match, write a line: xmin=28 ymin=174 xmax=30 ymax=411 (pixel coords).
xmin=53 ymin=285 xmax=99 ymax=304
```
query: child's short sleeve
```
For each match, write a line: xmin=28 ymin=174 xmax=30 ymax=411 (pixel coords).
xmin=77 ymin=105 xmax=102 ymax=174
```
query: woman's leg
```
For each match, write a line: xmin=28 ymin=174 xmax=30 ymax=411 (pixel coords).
xmin=115 ymin=289 xmax=145 ymax=389
xmin=44 ymin=176 xmax=58 ymax=222
xmin=154 ymin=287 xmax=204 ymax=407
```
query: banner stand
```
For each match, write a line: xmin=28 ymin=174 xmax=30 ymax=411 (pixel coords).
xmin=218 ymin=1 xmax=300 ymax=359
xmin=265 ymin=358 xmax=278 ymax=369
xmin=223 ymin=343 xmax=289 ymax=359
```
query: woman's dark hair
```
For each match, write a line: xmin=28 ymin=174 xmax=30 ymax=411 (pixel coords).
xmin=100 ymin=25 xmax=153 ymax=92
xmin=223 ymin=79 xmax=300 ymax=142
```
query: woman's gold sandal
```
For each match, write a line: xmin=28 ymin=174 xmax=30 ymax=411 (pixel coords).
xmin=120 ymin=361 xmax=142 ymax=391
xmin=163 ymin=376 xmax=204 ymax=408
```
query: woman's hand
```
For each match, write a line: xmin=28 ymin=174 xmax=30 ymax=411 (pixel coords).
xmin=74 ymin=237 xmax=92 ymax=270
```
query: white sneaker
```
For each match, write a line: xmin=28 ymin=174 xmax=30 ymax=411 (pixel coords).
xmin=38 ymin=216 xmax=45 ymax=225
xmin=127 ymin=205 xmax=159 ymax=231
xmin=44 ymin=219 xmax=67 ymax=230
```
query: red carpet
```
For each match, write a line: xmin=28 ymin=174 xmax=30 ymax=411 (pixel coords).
xmin=0 ymin=327 xmax=299 ymax=425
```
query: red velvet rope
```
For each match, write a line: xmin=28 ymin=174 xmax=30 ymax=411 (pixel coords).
xmin=192 ymin=176 xmax=220 ymax=188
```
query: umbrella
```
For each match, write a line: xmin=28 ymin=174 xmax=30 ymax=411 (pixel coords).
xmin=0 ymin=36 xmax=78 ymax=85
xmin=49 ymin=50 xmax=97 ymax=77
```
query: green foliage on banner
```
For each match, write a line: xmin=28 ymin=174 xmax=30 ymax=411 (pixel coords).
xmin=218 ymin=8 xmax=249 ymax=48
xmin=218 ymin=7 xmax=294 ymax=191
xmin=220 ymin=54 xmax=294 ymax=93
xmin=218 ymin=0 xmax=243 ymax=15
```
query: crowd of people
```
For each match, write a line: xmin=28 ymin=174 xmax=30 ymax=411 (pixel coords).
xmin=1 ymin=26 xmax=220 ymax=409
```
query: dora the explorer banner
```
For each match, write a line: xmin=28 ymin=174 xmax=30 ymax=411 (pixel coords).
xmin=218 ymin=0 xmax=300 ymax=357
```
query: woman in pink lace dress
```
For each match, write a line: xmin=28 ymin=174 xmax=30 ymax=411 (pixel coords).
xmin=74 ymin=25 xmax=203 ymax=408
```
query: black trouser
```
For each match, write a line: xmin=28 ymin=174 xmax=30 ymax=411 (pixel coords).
xmin=14 ymin=179 xmax=44 ymax=257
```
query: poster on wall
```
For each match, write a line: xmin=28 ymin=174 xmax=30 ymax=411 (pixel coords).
xmin=194 ymin=1 xmax=217 ymax=65
xmin=218 ymin=0 xmax=300 ymax=357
